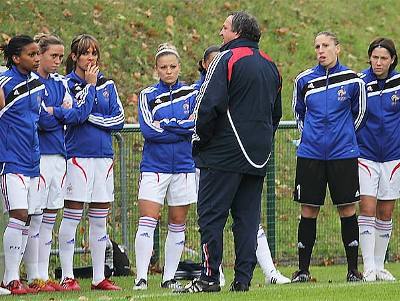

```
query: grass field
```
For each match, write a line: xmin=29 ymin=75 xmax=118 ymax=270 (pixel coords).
xmin=3 ymin=264 xmax=400 ymax=301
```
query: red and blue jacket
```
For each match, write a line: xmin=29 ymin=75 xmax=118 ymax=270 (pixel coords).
xmin=193 ymin=38 xmax=282 ymax=176
xmin=293 ymin=61 xmax=367 ymax=160
xmin=357 ymin=67 xmax=400 ymax=162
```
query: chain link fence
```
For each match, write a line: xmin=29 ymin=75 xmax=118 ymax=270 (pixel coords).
xmin=3 ymin=121 xmax=400 ymax=279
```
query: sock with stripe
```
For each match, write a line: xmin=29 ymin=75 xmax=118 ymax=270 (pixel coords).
xmin=162 ymin=223 xmax=186 ymax=282
xmin=297 ymin=216 xmax=316 ymax=272
xmin=38 ymin=212 xmax=58 ymax=280
xmin=256 ymin=225 xmax=276 ymax=277
xmin=134 ymin=216 xmax=158 ymax=282
xmin=88 ymin=208 xmax=109 ymax=285
xmin=23 ymin=214 xmax=43 ymax=282
xmin=3 ymin=218 xmax=25 ymax=285
xmin=341 ymin=214 xmax=359 ymax=271
xmin=374 ymin=218 xmax=392 ymax=271
xmin=59 ymin=208 xmax=83 ymax=280
xmin=358 ymin=215 xmax=375 ymax=272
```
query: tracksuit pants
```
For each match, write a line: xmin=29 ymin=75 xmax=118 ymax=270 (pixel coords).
xmin=197 ymin=168 xmax=263 ymax=285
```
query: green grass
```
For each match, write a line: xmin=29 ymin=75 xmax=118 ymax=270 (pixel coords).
xmin=4 ymin=264 xmax=400 ymax=301
xmin=1 ymin=0 xmax=400 ymax=120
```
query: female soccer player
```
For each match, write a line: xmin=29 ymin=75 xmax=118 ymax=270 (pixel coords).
xmin=58 ymin=34 xmax=124 ymax=291
xmin=134 ymin=43 xmax=197 ymax=290
xmin=0 ymin=35 xmax=45 ymax=295
xmin=22 ymin=33 xmax=96 ymax=292
xmin=357 ymin=38 xmax=399 ymax=282
xmin=292 ymin=31 xmax=366 ymax=282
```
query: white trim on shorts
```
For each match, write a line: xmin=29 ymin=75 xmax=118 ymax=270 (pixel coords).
xmin=64 ymin=157 xmax=114 ymax=203
xmin=358 ymin=158 xmax=400 ymax=200
xmin=138 ymin=172 xmax=197 ymax=206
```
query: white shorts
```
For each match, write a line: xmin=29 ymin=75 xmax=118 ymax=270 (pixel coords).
xmin=358 ymin=158 xmax=400 ymax=200
xmin=64 ymin=157 xmax=114 ymax=203
xmin=39 ymin=155 xmax=66 ymax=210
xmin=138 ymin=172 xmax=197 ymax=206
xmin=0 ymin=174 xmax=42 ymax=214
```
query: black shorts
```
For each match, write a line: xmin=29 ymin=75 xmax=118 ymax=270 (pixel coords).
xmin=293 ymin=157 xmax=360 ymax=206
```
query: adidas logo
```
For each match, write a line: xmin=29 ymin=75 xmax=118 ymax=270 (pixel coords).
xmin=348 ymin=240 xmax=359 ymax=247
xmin=360 ymin=230 xmax=372 ymax=235
xmin=13 ymin=89 xmax=19 ymax=96
xmin=66 ymin=238 xmax=75 ymax=244
xmin=98 ymin=235 xmax=108 ymax=242
xmin=31 ymin=233 xmax=40 ymax=239
xmin=308 ymin=83 xmax=314 ymax=89
xmin=176 ymin=240 xmax=185 ymax=246
xmin=45 ymin=240 xmax=52 ymax=246
xmin=155 ymin=98 xmax=162 ymax=104
xmin=297 ymin=242 xmax=305 ymax=249
xmin=140 ymin=232 xmax=150 ymax=238
xmin=380 ymin=233 xmax=390 ymax=238
xmin=355 ymin=190 xmax=360 ymax=197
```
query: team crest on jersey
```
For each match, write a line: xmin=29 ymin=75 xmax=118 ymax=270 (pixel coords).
xmin=337 ymin=86 xmax=347 ymax=101
xmin=391 ymin=92 xmax=399 ymax=104
xmin=183 ymin=102 xmax=190 ymax=114
xmin=103 ymin=89 xmax=109 ymax=99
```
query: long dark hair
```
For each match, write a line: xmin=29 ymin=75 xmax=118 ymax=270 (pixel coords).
xmin=0 ymin=35 xmax=35 ymax=69
xmin=65 ymin=34 xmax=100 ymax=74
xmin=368 ymin=37 xmax=398 ymax=73
xmin=198 ymin=45 xmax=219 ymax=73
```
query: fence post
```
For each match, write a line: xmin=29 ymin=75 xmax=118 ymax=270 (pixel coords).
xmin=114 ymin=133 xmax=128 ymax=249
xmin=0 ymin=213 xmax=5 ymax=280
xmin=266 ymin=141 xmax=276 ymax=259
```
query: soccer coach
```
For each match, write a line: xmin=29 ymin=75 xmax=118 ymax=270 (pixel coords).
xmin=189 ymin=11 xmax=282 ymax=293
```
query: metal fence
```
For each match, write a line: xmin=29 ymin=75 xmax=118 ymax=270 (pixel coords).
xmin=8 ymin=120 xmax=400 ymax=277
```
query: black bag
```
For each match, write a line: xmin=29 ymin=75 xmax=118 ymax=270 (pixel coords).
xmin=174 ymin=260 xmax=202 ymax=280
xmin=108 ymin=239 xmax=131 ymax=276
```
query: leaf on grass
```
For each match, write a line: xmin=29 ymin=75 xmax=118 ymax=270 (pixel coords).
xmin=275 ymin=27 xmax=290 ymax=36
xmin=1 ymin=33 xmax=11 ymax=42
xmin=63 ymin=9 xmax=72 ymax=18
xmin=145 ymin=9 xmax=152 ymax=18
xmin=78 ymin=296 xmax=89 ymax=301
xmin=223 ymin=2 xmax=231 ymax=9
xmin=133 ymin=72 xmax=141 ymax=80
xmin=41 ymin=26 xmax=50 ymax=34
xmin=166 ymin=27 xmax=174 ymax=37
xmin=165 ymin=15 xmax=174 ymax=27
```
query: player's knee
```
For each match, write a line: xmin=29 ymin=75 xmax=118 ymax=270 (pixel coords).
xmin=9 ymin=209 xmax=28 ymax=223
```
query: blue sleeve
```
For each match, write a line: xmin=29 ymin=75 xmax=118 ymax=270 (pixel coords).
xmin=292 ymin=76 xmax=306 ymax=133
xmin=138 ymin=89 xmax=183 ymax=143
xmin=193 ymin=52 xmax=229 ymax=149
xmin=53 ymin=84 xmax=96 ymax=125
xmin=87 ymin=82 xmax=124 ymax=131
xmin=351 ymin=79 xmax=367 ymax=131
xmin=38 ymin=101 xmax=61 ymax=131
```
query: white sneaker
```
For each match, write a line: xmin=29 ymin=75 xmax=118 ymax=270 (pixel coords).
xmin=0 ymin=287 xmax=10 ymax=295
xmin=376 ymin=269 xmax=396 ymax=281
xmin=133 ymin=278 xmax=148 ymax=290
xmin=267 ymin=270 xmax=291 ymax=284
xmin=363 ymin=270 xmax=376 ymax=282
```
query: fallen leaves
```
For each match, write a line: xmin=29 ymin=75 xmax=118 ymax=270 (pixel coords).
xmin=63 ymin=8 xmax=72 ymax=18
